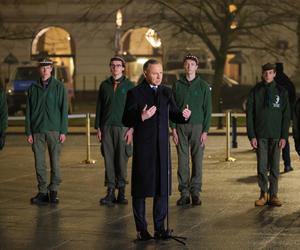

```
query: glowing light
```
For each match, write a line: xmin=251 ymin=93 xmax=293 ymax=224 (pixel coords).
xmin=137 ymin=58 xmax=148 ymax=64
xmin=229 ymin=4 xmax=237 ymax=13
xmin=230 ymin=20 xmax=238 ymax=29
xmin=116 ymin=9 xmax=122 ymax=28
xmin=145 ymin=29 xmax=161 ymax=48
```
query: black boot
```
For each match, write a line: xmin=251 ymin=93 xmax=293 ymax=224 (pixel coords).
xmin=176 ymin=195 xmax=190 ymax=206
xmin=191 ymin=195 xmax=202 ymax=206
xmin=30 ymin=192 xmax=49 ymax=205
xmin=100 ymin=188 xmax=116 ymax=206
xmin=116 ymin=187 xmax=128 ymax=204
xmin=49 ymin=191 xmax=59 ymax=204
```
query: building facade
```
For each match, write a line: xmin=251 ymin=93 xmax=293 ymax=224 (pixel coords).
xmin=0 ymin=0 xmax=298 ymax=92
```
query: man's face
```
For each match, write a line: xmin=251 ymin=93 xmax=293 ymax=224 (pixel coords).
xmin=110 ymin=60 xmax=124 ymax=77
xmin=184 ymin=59 xmax=198 ymax=75
xmin=144 ymin=63 xmax=163 ymax=86
xmin=262 ymin=69 xmax=276 ymax=83
xmin=39 ymin=65 xmax=52 ymax=80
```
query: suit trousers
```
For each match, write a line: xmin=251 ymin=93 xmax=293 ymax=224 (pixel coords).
xmin=132 ymin=196 xmax=167 ymax=232
xmin=282 ymin=139 xmax=291 ymax=167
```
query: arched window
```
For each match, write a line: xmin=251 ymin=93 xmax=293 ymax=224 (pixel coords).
xmin=120 ymin=27 xmax=162 ymax=82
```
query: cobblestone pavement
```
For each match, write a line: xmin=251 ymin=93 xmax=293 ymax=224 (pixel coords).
xmin=1 ymin=135 xmax=300 ymax=250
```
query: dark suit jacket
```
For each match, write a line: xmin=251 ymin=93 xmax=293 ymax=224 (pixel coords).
xmin=122 ymin=80 xmax=187 ymax=198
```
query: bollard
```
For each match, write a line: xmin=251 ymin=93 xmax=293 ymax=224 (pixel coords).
xmin=225 ymin=111 xmax=236 ymax=162
xmin=217 ymin=99 xmax=224 ymax=129
xmin=231 ymin=116 xmax=238 ymax=148
xmin=82 ymin=113 xmax=96 ymax=164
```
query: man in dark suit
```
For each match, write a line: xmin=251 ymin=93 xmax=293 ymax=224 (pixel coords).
xmin=122 ymin=59 xmax=191 ymax=241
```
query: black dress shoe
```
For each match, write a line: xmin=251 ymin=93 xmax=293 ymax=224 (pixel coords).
xmin=191 ymin=196 xmax=202 ymax=206
xmin=49 ymin=191 xmax=59 ymax=204
xmin=154 ymin=229 xmax=170 ymax=240
xmin=284 ymin=165 xmax=293 ymax=173
xmin=30 ymin=193 xmax=49 ymax=204
xmin=176 ymin=196 xmax=190 ymax=206
xmin=137 ymin=230 xmax=153 ymax=241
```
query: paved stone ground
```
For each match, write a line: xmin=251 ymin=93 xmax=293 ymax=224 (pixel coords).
xmin=1 ymin=134 xmax=300 ymax=250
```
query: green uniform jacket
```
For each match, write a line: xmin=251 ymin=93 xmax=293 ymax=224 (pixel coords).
xmin=171 ymin=75 xmax=212 ymax=132
xmin=25 ymin=77 xmax=68 ymax=136
xmin=0 ymin=87 xmax=8 ymax=133
xmin=94 ymin=76 xmax=134 ymax=129
xmin=246 ymin=81 xmax=290 ymax=140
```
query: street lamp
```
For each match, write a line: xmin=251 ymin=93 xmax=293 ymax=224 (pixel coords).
xmin=229 ymin=4 xmax=238 ymax=30
xmin=115 ymin=9 xmax=123 ymax=55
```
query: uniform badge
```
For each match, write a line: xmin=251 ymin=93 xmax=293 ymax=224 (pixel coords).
xmin=273 ymin=95 xmax=280 ymax=108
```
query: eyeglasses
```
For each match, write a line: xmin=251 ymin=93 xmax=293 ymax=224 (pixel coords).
xmin=110 ymin=64 xmax=123 ymax=68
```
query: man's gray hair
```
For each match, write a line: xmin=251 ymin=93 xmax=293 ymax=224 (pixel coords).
xmin=143 ymin=59 xmax=161 ymax=71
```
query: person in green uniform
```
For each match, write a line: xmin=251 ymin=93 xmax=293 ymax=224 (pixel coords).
xmin=95 ymin=56 xmax=134 ymax=207
xmin=26 ymin=58 xmax=68 ymax=205
xmin=246 ymin=63 xmax=290 ymax=207
xmin=171 ymin=54 xmax=212 ymax=206
xmin=0 ymin=85 xmax=8 ymax=150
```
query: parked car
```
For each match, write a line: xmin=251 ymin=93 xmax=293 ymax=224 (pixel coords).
xmin=6 ymin=63 xmax=72 ymax=115
xmin=138 ymin=68 xmax=252 ymax=112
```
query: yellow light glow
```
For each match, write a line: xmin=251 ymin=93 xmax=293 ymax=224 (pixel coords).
xmin=137 ymin=58 xmax=148 ymax=64
xmin=230 ymin=20 xmax=238 ymax=29
xmin=145 ymin=29 xmax=161 ymax=48
xmin=229 ymin=4 xmax=237 ymax=13
xmin=116 ymin=9 xmax=122 ymax=28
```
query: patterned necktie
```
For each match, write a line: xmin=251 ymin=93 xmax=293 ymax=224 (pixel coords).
xmin=113 ymin=81 xmax=119 ymax=92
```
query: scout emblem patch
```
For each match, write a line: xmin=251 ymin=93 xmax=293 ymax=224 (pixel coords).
xmin=273 ymin=95 xmax=280 ymax=108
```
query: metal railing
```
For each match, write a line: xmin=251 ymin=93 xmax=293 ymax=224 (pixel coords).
xmin=8 ymin=111 xmax=246 ymax=164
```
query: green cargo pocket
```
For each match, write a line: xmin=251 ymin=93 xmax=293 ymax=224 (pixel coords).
xmin=125 ymin=144 xmax=133 ymax=157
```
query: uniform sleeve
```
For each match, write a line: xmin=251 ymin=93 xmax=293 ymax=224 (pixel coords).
xmin=0 ymin=90 xmax=8 ymax=133
xmin=60 ymin=85 xmax=68 ymax=134
xmin=202 ymin=83 xmax=212 ymax=132
xmin=25 ymin=89 xmax=32 ymax=136
xmin=246 ymin=89 xmax=256 ymax=140
xmin=122 ymin=90 xmax=142 ymax=128
xmin=94 ymin=84 xmax=102 ymax=129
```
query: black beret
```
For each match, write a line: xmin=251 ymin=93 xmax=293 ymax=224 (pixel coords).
xmin=262 ymin=63 xmax=276 ymax=71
